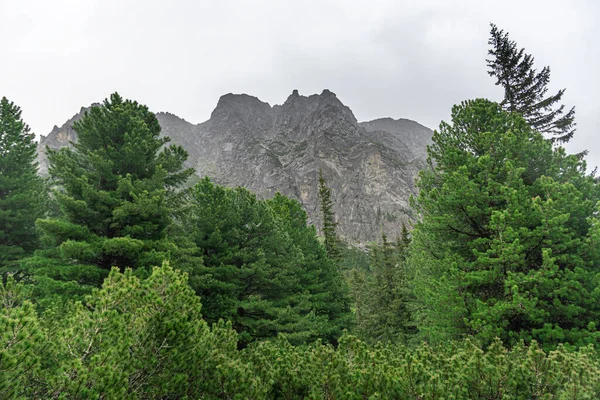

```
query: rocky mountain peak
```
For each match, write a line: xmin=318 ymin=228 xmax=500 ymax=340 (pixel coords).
xmin=210 ymin=93 xmax=273 ymax=130
xmin=317 ymin=89 xmax=344 ymax=107
xmin=37 ymin=91 xmax=434 ymax=243
xmin=360 ymin=117 xmax=434 ymax=159
xmin=214 ymin=93 xmax=271 ymax=111
xmin=156 ymin=111 xmax=192 ymax=123
xmin=273 ymin=89 xmax=360 ymax=143
xmin=36 ymin=105 xmax=97 ymax=175
xmin=280 ymin=89 xmax=352 ymax=115
xmin=313 ymin=89 xmax=359 ymax=133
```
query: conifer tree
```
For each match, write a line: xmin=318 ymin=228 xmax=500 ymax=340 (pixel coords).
xmin=0 ymin=97 xmax=46 ymax=268
xmin=410 ymin=99 xmax=600 ymax=348
xmin=25 ymin=93 xmax=193 ymax=302
xmin=397 ymin=223 xmax=411 ymax=252
xmin=351 ymin=228 xmax=415 ymax=344
xmin=487 ymin=23 xmax=576 ymax=143
xmin=268 ymin=193 xmax=353 ymax=342
xmin=317 ymin=169 xmax=341 ymax=260
xmin=181 ymin=179 xmax=350 ymax=346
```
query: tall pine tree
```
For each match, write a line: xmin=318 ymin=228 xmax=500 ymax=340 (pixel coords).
xmin=0 ymin=97 xmax=46 ymax=268
xmin=317 ymin=169 xmax=341 ymax=260
xmin=25 ymin=93 xmax=193 ymax=303
xmin=487 ymin=23 xmax=576 ymax=143
xmin=410 ymin=99 xmax=600 ymax=349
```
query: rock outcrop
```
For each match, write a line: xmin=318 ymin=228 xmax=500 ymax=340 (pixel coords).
xmin=36 ymin=106 xmax=95 ymax=175
xmin=37 ymin=90 xmax=433 ymax=243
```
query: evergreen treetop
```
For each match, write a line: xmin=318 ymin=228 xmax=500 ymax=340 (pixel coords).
xmin=24 ymin=93 xmax=193 ymax=304
xmin=350 ymin=229 xmax=416 ymax=344
xmin=410 ymin=98 xmax=600 ymax=348
xmin=487 ymin=23 xmax=576 ymax=143
xmin=317 ymin=169 xmax=341 ymax=260
xmin=0 ymin=97 xmax=46 ymax=268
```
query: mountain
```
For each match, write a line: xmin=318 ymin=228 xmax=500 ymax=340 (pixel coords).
xmin=37 ymin=105 xmax=93 ymax=175
xmin=360 ymin=117 xmax=433 ymax=159
xmin=37 ymin=90 xmax=433 ymax=243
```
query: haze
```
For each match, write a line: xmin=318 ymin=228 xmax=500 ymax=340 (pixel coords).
xmin=1 ymin=0 xmax=598 ymax=167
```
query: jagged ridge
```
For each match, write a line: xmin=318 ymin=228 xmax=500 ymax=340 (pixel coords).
xmin=37 ymin=90 xmax=433 ymax=243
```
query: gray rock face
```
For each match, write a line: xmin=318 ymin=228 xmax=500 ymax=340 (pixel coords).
xmin=360 ymin=117 xmax=434 ymax=159
xmin=36 ymin=106 xmax=95 ymax=175
xmin=37 ymin=90 xmax=433 ymax=244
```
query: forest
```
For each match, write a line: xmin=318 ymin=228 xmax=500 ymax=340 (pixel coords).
xmin=1 ymin=25 xmax=600 ymax=399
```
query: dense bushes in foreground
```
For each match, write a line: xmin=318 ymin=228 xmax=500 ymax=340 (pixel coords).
xmin=250 ymin=337 xmax=600 ymax=399
xmin=3 ymin=265 xmax=599 ymax=399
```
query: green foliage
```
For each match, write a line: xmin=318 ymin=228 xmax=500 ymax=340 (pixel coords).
xmin=0 ymin=276 xmax=44 ymax=398
xmin=3 ymin=263 xmax=263 ymax=399
xmin=268 ymin=193 xmax=353 ymax=341
xmin=0 ymin=97 xmax=47 ymax=268
xmin=3 ymin=264 xmax=600 ymax=398
xmin=180 ymin=178 xmax=351 ymax=346
xmin=410 ymin=98 xmax=600 ymax=348
xmin=245 ymin=335 xmax=600 ymax=399
xmin=24 ymin=93 xmax=193 ymax=303
xmin=3 ymin=66 xmax=599 ymax=399
xmin=44 ymin=264 xmax=259 ymax=399
xmin=317 ymin=169 xmax=341 ymax=260
xmin=338 ymin=243 xmax=370 ymax=272
xmin=18 ymin=254 xmax=108 ymax=311
xmin=487 ymin=23 xmax=576 ymax=143
xmin=350 ymin=226 xmax=416 ymax=344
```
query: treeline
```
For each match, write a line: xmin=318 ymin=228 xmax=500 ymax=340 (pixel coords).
xmin=1 ymin=24 xmax=600 ymax=398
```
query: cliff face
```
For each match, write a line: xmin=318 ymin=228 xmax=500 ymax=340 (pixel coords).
xmin=36 ymin=106 xmax=94 ymax=175
xmin=360 ymin=117 xmax=433 ymax=159
xmin=37 ymin=90 xmax=433 ymax=243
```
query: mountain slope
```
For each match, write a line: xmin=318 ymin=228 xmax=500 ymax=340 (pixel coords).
xmin=37 ymin=90 xmax=433 ymax=243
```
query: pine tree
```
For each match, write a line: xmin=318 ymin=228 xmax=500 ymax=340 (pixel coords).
xmin=181 ymin=179 xmax=350 ymax=346
xmin=0 ymin=97 xmax=46 ymax=268
xmin=15 ymin=263 xmax=261 ymax=399
xmin=317 ymin=169 xmax=341 ymax=260
xmin=25 ymin=93 xmax=193 ymax=303
xmin=410 ymin=98 xmax=600 ymax=348
xmin=487 ymin=23 xmax=576 ymax=143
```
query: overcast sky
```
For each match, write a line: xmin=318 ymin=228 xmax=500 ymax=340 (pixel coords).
xmin=1 ymin=0 xmax=598 ymax=167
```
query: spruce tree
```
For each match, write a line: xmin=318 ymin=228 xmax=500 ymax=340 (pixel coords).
xmin=487 ymin=23 xmax=576 ymax=143
xmin=0 ymin=97 xmax=46 ymax=268
xmin=26 ymin=93 xmax=193 ymax=302
xmin=317 ymin=169 xmax=341 ymax=260
xmin=398 ymin=223 xmax=411 ymax=252
xmin=410 ymin=98 xmax=600 ymax=348
xmin=351 ymin=229 xmax=415 ymax=344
